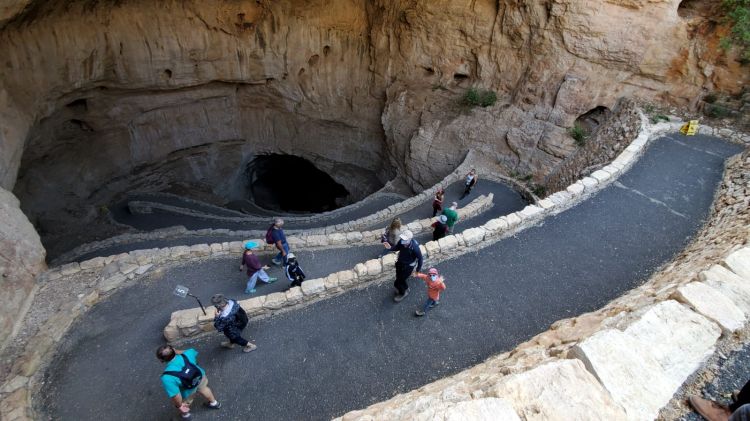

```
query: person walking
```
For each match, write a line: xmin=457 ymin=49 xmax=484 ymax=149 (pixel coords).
xmin=284 ymin=252 xmax=307 ymax=288
xmin=459 ymin=169 xmax=478 ymax=200
xmin=432 ymin=187 xmax=444 ymax=217
xmin=211 ymin=294 xmax=257 ymax=353
xmin=240 ymin=241 xmax=277 ymax=294
xmin=157 ymin=345 xmax=221 ymax=419
xmin=414 ymin=267 xmax=446 ymax=317
xmin=431 ymin=214 xmax=449 ymax=241
xmin=384 ymin=230 xmax=423 ymax=302
xmin=269 ymin=218 xmax=289 ymax=265
xmin=442 ymin=202 xmax=459 ymax=233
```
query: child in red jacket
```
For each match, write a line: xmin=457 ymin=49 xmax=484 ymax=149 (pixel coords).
xmin=414 ymin=267 xmax=446 ymax=317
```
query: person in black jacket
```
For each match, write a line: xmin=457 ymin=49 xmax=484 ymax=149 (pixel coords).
xmin=383 ymin=229 xmax=423 ymax=302
xmin=211 ymin=294 xmax=256 ymax=353
xmin=284 ymin=253 xmax=306 ymax=288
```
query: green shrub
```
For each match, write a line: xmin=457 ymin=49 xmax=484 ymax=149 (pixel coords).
xmin=462 ymin=87 xmax=497 ymax=107
xmin=531 ymin=184 xmax=547 ymax=197
xmin=650 ymin=114 xmax=670 ymax=124
xmin=721 ymin=0 xmax=750 ymax=62
xmin=643 ymin=104 xmax=655 ymax=114
xmin=569 ymin=124 xmax=587 ymax=146
xmin=479 ymin=90 xmax=497 ymax=107
xmin=705 ymin=104 xmax=731 ymax=118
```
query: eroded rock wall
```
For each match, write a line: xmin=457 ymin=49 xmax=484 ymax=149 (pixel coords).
xmin=0 ymin=187 xmax=45 ymax=351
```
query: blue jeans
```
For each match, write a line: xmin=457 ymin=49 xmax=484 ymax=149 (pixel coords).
xmin=275 ymin=242 xmax=290 ymax=265
xmin=245 ymin=269 xmax=270 ymax=292
xmin=422 ymin=298 xmax=437 ymax=313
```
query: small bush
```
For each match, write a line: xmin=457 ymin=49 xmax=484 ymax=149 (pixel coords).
xmin=650 ymin=114 xmax=670 ymax=124
xmin=462 ymin=87 xmax=497 ymax=107
xmin=643 ymin=103 xmax=655 ymax=114
xmin=531 ymin=184 xmax=547 ymax=197
xmin=569 ymin=124 xmax=587 ymax=146
xmin=720 ymin=0 xmax=750 ymax=62
xmin=705 ymin=104 xmax=731 ymax=118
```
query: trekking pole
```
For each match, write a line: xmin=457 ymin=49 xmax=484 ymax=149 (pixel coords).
xmin=173 ymin=285 xmax=207 ymax=316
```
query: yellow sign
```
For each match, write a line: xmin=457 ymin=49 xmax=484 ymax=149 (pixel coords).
xmin=680 ymin=120 xmax=699 ymax=136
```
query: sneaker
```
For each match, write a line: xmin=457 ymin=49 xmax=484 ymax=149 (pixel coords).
xmin=244 ymin=289 xmax=256 ymax=294
xmin=688 ymin=396 xmax=731 ymax=421
xmin=203 ymin=401 xmax=221 ymax=410
xmin=180 ymin=413 xmax=192 ymax=419
xmin=415 ymin=310 xmax=425 ymax=317
xmin=267 ymin=277 xmax=278 ymax=283
xmin=271 ymin=258 xmax=282 ymax=266
xmin=243 ymin=343 xmax=258 ymax=353
xmin=393 ymin=289 xmax=410 ymax=302
xmin=220 ymin=341 xmax=236 ymax=349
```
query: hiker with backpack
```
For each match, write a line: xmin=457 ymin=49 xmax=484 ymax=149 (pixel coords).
xmin=157 ymin=345 xmax=221 ymax=419
xmin=284 ymin=252 xmax=306 ymax=288
xmin=211 ymin=294 xmax=257 ymax=353
xmin=266 ymin=218 xmax=290 ymax=266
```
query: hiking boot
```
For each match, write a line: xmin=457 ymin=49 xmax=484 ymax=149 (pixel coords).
xmin=267 ymin=277 xmax=278 ymax=283
xmin=220 ymin=341 xmax=236 ymax=349
xmin=688 ymin=396 xmax=731 ymax=421
xmin=243 ymin=343 xmax=257 ymax=353
xmin=203 ymin=401 xmax=221 ymax=410
xmin=393 ymin=289 xmax=409 ymax=302
xmin=415 ymin=310 xmax=425 ymax=317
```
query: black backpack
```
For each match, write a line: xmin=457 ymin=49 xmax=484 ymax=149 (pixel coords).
xmin=162 ymin=354 xmax=203 ymax=389
xmin=265 ymin=224 xmax=275 ymax=244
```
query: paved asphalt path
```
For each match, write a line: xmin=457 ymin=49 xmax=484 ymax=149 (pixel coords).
xmin=66 ymin=180 xmax=525 ymax=264
xmin=39 ymin=134 xmax=743 ymax=421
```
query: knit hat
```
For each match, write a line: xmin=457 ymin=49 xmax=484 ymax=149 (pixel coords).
xmin=399 ymin=230 xmax=414 ymax=242
xmin=437 ymin=215 xmax=447 ymax=223
xmin=287 ymin=252 xmax=296 ymax=261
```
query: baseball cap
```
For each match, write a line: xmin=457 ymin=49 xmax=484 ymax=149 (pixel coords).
xmin=399 ymin=230 xmax=413 ymax=242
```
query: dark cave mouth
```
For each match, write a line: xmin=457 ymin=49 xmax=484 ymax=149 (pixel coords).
xmin=246 ymin=154 xmax=350 ymax=213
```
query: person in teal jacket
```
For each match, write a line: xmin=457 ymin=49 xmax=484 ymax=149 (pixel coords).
xmin=157 ymin=345 xmax=221 ymax=419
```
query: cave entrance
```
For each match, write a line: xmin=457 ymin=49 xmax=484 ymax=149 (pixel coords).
xmin=677 ymin=0 xmax=712 ymax=19
xmin=575 ymin=106 xmax=611 ymax=135
xmin=247 ymin=154 xmax=349 ymax=213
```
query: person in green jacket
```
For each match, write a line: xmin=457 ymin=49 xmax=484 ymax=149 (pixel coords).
xmin=442 ymin=201 xmax=458 ymax=233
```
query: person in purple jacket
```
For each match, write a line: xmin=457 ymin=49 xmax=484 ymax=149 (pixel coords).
xmin=239 ymin=241 xmax=277 ymax=294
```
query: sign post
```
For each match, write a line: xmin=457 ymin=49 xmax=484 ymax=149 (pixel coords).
xmin=173 ymin=285 xmax=207 ymax=316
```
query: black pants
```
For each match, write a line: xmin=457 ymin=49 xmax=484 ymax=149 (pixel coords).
xmin=732 ymin=379 xmax=750 ymax=412
xmin=394 ymin=263 xmax=414 ymax=295
xmin=460 ymin=184 xmax=473 ymax=200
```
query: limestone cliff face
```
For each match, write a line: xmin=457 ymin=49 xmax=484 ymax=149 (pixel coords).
xmin=0 ymin=0 xmax=746 ymax=347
